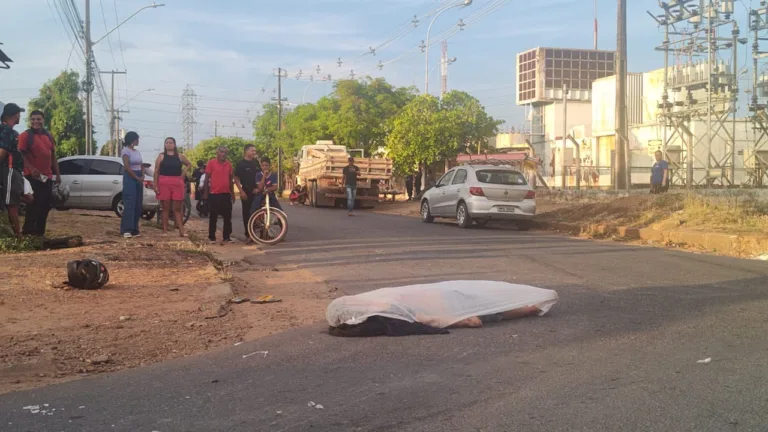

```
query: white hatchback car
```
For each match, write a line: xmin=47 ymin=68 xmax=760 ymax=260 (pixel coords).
xmin=57 ymin=155 xmax=159 ymax=217
xmin=420 ymin=164 xmax=535 ymax=229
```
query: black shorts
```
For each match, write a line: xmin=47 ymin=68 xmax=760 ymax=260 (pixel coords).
xmin=0 ymin=166 xmax=23 ymax=208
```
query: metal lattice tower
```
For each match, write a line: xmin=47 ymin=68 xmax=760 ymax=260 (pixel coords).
xmin=181 ymin=85 xmax=197 ymax=150
xmin=748 ymin=3 xmax=768 ymax=187
xmin=652 ymin=0 xmax=742 ymax=188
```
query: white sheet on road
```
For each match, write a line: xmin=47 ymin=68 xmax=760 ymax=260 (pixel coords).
xmin=326 ymin=280 xmax=559 ymax=329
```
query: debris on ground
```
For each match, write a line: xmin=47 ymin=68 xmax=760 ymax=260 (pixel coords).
xmin=242 ymin=351 xmax=268 ymax=359
xmin=86 ymin=355 xmax=110 ymax=365
xmin=308 ymin=401 xmax=324 ymax=409
xmin=327 ymin=281 xmax=558 ymax=337
xmin=697 ymin=357 xmax=712 ymax=364
xmin=230 ymin=296 xmax=250 ymax=304
xmin=251 ymin=295 xmax=282 ymax=304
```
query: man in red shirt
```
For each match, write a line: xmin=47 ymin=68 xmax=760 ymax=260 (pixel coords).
xmin=202 ymin=146 xmax=235 ymax=243
xmin=19 ymin=110 xmax=61 ymax=236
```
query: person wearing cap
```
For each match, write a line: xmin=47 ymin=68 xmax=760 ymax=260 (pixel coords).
xmin=19 ymin=110 xmax=61 ymax=236
xmin=0 ymin=103 xmax=26 ymax=239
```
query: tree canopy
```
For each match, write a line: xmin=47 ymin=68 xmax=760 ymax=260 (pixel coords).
xmin=27 ymin=70 xmax=87 ymax=157
xmin=185 ymin=136 xmax=254 ymax=167
xmin=386 ymin=91 xmax=502 ymax=175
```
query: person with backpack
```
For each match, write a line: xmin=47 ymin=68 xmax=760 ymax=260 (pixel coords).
xmin=18 ymin=110 xmax=61 ymax=237
xmin=0 ymin=103 xmax=25 ymax=239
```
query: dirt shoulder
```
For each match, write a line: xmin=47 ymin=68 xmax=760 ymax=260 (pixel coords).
xmin=0 ymin=211 xmax=336 ymax=395
xmin=369 ymin=193 xmax=768 ymax=258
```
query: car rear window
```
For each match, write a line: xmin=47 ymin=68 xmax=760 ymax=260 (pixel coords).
xmin=475 ymin=170 xmax=527 ymax=186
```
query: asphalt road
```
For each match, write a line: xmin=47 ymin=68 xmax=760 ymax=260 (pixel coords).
xmin=3 ymin=204 xmax=768 ymax=431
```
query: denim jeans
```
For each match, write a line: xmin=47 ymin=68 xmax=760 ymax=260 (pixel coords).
xmin=120 ymin=170 xmax=143 ymax=235
xmin=346 ymin=186 xmax=356 ymax=211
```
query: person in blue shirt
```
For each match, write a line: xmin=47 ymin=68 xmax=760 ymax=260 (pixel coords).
xmin=250 ymin=157 xmax=283 ymax=215
xmin=650 ymin=150 xmax=669 ymax=194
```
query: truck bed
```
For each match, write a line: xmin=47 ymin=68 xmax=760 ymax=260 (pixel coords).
xmin=300 ymin=155 xmax=393 ymax=182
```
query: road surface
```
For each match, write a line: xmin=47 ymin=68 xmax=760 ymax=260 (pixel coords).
xmin=3 ymin=204 xmax=768 ymax=431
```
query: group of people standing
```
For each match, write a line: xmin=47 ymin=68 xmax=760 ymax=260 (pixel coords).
xmin=119 ymin=132 xmax=192 ymax=238
xmin=1 ymin=103 xmax=61 ymax=240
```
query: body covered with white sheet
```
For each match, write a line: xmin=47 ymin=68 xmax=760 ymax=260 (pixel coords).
xmin=327 ymin=280 xmax=558 ymax=329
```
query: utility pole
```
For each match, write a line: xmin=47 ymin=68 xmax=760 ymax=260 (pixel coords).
xmin=114 ymin=108 xmax=127 ymax=154
xmin=214 ymin=120 xmax=218 ymax=137
xmin=615 ymin=0 xmax=629 ymax=190
xmin=562 ymin=84 xmax=568 ymax=189
xmin=100 ymin=70 xmax=126 ymax=150
xmin=84 ymin=0 xmax=93 ymax=155
xmin=276 ymin=67 xmax=284 ymax=192
xmin=594 ymin=0 xmax=599 ymax=50
xmin=441 ymin=40 xmax=448 ymax=96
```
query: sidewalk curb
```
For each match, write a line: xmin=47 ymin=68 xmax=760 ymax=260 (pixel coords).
xmin=533 ymin=220 xmax=768 ymax=258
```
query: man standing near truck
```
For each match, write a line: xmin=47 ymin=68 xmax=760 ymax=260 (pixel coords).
xmin=342 ymin=157 xmax=360 ymax=217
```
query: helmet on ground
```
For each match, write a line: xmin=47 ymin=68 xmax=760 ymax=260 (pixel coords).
xmin=67 ymin=259 xmax=109 ymax=290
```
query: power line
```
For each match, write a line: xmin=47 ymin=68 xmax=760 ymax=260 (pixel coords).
xmin=98 ymin=0 xmax=117 ymax=68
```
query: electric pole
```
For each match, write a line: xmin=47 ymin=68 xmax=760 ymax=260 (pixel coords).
xmin=441 ymin=40 xmax=448 ymax=97
xmin=100 ymin=70 xmax=126 ymax=152
xmin=562 ymin=84 xmax=568 ymax=190
xmin=84 ymin=0 xmax=93 ymax=155
xmin=615 ymin=0 xmax=629 ymax=190
xmin=272 ymin=67 xmax=288 ymax=192
xmin=214 ymin=120 xmax=218 ymax=137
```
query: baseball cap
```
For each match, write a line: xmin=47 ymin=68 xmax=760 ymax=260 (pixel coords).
xmin=1 ymin=102 xmax=25 ymax=120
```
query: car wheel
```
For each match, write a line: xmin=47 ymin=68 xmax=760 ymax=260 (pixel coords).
xmin=474 ymin=220 xmax=488 ymax=228
xmin=113 ymin=196 xmax=124 ymax=218
xmin=456 ymin=202 xmax=472 ymax=228
xmin=142 ymin=211 xmax=156 ymax=221
xmin=420 ymin=200 xmax=434 ymax=223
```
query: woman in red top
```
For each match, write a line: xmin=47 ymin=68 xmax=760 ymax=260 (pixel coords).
xmin=154 ymin=137 xmax=191 ymax=237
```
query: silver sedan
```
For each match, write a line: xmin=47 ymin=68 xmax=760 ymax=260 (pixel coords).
xmin=420 ymin=165 xmax=535 ymax=229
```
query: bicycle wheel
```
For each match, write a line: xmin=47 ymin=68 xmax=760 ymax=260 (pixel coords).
xmin=247 ymin=208 xmax=288 ymax=245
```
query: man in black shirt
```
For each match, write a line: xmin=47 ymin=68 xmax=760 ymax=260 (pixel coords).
xmin=342 ymin=157 xmax=360 ymax=217
xmin=234 ymin=144 xmax=261 ymax=241
xmin=0 ymin=103 xmax=25 ymax=239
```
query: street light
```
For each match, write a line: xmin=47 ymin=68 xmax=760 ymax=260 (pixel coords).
xmin=92 ymin=3 xmax=165 ymax=46
xmin=85 ymin=2 xmax=165 ymax=155
xmin=118 ymin=88 xmax=154 ymax=110
xmin=427 ymin=57 xmax=457 ymax=80
xmin=424 ymin=0 xmax=471 ymax=95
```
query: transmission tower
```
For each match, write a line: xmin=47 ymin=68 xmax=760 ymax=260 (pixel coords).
xmin=748 ymin=4 xmax=768 ymax=187
xmin=651 ymin=0 xmax=742 ymax=188
xmin=181 ymin=85 xmax=197 ymax=150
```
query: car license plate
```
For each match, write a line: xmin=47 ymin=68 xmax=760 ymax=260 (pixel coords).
xmin=496 ymin=206 xmax=516 ymax=213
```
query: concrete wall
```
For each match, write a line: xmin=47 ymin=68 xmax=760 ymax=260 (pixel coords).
xmin=592 ymin=73 xmax=643 ymax=136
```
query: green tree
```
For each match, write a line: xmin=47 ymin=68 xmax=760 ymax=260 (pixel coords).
xmin=185 ymin=136 xmax=254 ymax=167
xmin=386 ymin=95 xmax=453 ymax=175
xmin=99 ymin=139 xmax=118 ymax=156
xmin=27 ymin=70 xmax=87 ymax=157
xmin=252 ymin=103 xmax=282 ymax=158
xmin=441 ymin=90 xmax=502 ymax=156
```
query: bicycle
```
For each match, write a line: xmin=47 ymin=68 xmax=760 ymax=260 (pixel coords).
xmin=247 ymin=193 xmax=288 ymax=245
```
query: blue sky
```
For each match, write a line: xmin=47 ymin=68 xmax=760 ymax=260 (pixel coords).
xmin=1 ymin=0 xmax=680 ymax=158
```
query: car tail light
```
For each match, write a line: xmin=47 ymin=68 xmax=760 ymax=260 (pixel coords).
xmin=469 ymin=187 xmax=485 ymax=197
xmin=143 ymin=180 xmax=154 ymax=189
xmin=524 ymin=190 xmax=536 ymax=200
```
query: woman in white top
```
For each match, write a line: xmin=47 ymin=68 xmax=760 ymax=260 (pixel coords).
xmin=119 ymin=131 xmax=146 ymax=238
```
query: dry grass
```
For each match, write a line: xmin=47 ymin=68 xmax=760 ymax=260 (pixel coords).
xmin=678 ymin=194 xmax=768 ymax=234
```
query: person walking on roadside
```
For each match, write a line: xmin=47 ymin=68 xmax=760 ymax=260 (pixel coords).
xmin=234 ymin=144 xmax=261 ymax=243
xmin=19 ymin=110 xmax=61 ymax=237
xmin=154 ymin=137 xmax=191 ymax=237
xmin=0 ymin=103 xmax=26 ymax=239
xmin=650 ymin=150 xmax=669 ymax=194
xmin=192 ymin=160 xmax=205 ymax=200
xmin=414 ymin=169 xmax=422 ymax=198
xmin=120 ymin=131 xmax=146 ymax=238
xmin=203 ymin=146 xmax=235 ymax=244
xmin=405 ymin=173 xmax=414 ymax=201
xmin=342 ymin=156 xmax=360 ymax=217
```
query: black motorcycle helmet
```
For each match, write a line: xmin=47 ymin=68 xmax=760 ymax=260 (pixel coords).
xmin=67 ymin=259 xmax=109 ymax=290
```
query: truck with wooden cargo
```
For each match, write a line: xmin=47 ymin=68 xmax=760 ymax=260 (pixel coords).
xmin=296 ymin=141 xmax=393 ymax=208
